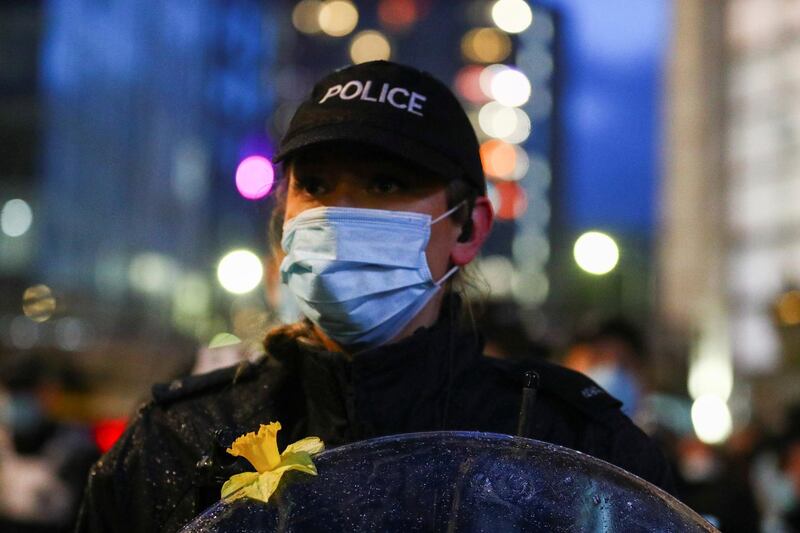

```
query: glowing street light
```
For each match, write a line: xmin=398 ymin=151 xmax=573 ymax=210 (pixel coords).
xmin=1 ymin=199 xmax=33 ymax=237
xmin=217 ymin=250 xmax=263 ymax=294
xmin=491 ymin=0 xmax=533 ymax=34
xmin=691 ymin=394 xmax=733 ymax=444
xmin=350 ymin=30 xmax=392 ymax=63
xmin=318 ymin=0 xmax=359 ymax=37
xmin=573 ymin=231 xmax=619 ymax=275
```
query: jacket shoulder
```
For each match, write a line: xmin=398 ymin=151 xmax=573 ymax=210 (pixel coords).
xmin=150 ymin=357 xmax=267 ymax=406
xmin=485 ymin=356 xmax=623 ymax=422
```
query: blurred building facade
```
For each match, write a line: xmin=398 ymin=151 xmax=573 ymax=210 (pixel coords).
xmin=661 ymin=0 xmax=800 ymax=430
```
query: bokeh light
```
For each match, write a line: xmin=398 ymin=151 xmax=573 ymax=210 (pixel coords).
xmin=492 ymin=180 xmax=528 ymax=220
xmin=293 ymin=0 xmax=323 ymax=34
xmin=691 ymin=394 xmax=733 ymax=445
xmin=776 ymin=290 xmax=800 ymax=326
xmin=22 ymin=284 xmax=56 ymax=322
xmin=377 ymin=0 xmax=418 ymax=32
xmin=217 ymin=249 xmax=263 ymax=294
xmin=490 ymin=68 xmax=531 ymax=107
xmin=511 ymin=267 xmax=549 ymax=305
xmin=502 ymin=108 xmax=531 ymax=144
xmin=461 ymin=28 xmax=512 ymax=64
xmin=477 ymin=255 xmax=514 ymax=297
xmin=478 ymin=101 xmax=518 ymax=139
xmin=528 ymin=155 xmax=551 ymax=188
xmin=1 ymin=198 xmax=33 ymax=237
xmin=517 ymin=44 xmax=554 ymax=82
xmin=454 ymin=65 xmax=487 ymax=104
xmin=173 ymin=273 xmax=211 ymax=317
xmin=319 ymin=0 xmax=359 ymax=37
xmin=510 ymin=147 xmax=529 ymax=180
xmin=129 ymin=253 xmax=176 ymax=294
xmin=350 ymin=30 xmax=392 ymax=63
xmin=573 ymin=231 xmax=619 ymax=275
xmin=481 ymin=140 xmax=516 ymax=178
xmin=235 ymin=155 xmax=275 ymax=200
xmin=55 ymin=317 xmax=88 ymax=351
xmin=513 ymin=231 xmax=550 ymax=267
xmin=688 ymin=354 xmax=734 ymax=402
xmin=491 ymin=0 xmax=533 ymax=34
xmin=9 ymin=316 xmax=38 ymax=348
xmin=480 ymin=139 xmax=516 ymax=179
xmin=479 ymin=63 xmax=509 ymax=98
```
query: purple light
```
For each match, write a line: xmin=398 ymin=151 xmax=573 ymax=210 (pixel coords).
xmin=235 ymin=156 xmax=275 ymax=200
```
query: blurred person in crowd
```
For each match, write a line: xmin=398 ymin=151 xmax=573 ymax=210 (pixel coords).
xmin=0 ymin=352 xmax=99 ymax=532
xmin=77 ymin=61 xmax=675 ymax=532
xmin=671 ymin=432 xmax=761 ymax=532
xmin=752 ymin=405 xmax=800 ymax=532
xmin=563 ymin=317 xmax=646 ymax=419
xmin=476 ymin=299 xmax=551 ymax=361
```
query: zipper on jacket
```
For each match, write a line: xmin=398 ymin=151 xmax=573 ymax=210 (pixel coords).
xmin=516 ymin=370 xmax=540 ymax=438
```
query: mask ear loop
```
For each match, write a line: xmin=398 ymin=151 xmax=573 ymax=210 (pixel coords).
xmin=431 ymin=200 xmax=468 ymax=287
xmin=430 ymin=200 xmax=467 ymax=225
xmin=435 ymin=266 xmax=459 ymax=287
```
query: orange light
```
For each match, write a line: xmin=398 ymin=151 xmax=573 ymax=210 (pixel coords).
xmin=461 ymin=27 xmax=512 ymax=64
xmin=480 ymin=139 xmax=517 ymax=179
xmin=777 ymin=290 xmax=800 ymax=326
xmin=378 ymin=0 xmax=418 ymax=32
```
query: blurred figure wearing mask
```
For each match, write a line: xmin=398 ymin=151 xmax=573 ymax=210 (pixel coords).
xmin=77 ymin=62 xmax=675 ymax=532
xmin=563 ymin=318 xmax=646 ymax=420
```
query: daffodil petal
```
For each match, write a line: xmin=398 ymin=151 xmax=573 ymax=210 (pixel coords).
xmin=276 ymin=452 xmax=318 ymax=476
xmin=261 ymin=422 xmax=282 ymax=470
xmin=226 ymin=422 xmax=282 ymax=472
xmin=220 ymin=471 xmax=260 ymax=501
xmin=282 ymin=436 xmax=325 ymax=457
xmin=255 ymin=470 xmax=285 ymax=503
xmin=221 ymin=423 xmax=324 ymax=506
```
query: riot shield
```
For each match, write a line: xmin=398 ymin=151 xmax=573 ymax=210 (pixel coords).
xmin=181 ymin=431 xmax=717 ymax=532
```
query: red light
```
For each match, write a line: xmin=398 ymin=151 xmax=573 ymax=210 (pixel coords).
xmin=93 ymin=418 xmax=128 ymax=453
xmin=454 ymin=65 xmax=487 ymax=105
xmin=493 ymin=180 xmax=528 ymax=220
xmin=378 ymin=0 xmax=418 ymax=32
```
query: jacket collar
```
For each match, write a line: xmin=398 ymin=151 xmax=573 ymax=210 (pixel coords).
xmin=269 ymin=297 xmax=485 ymax=442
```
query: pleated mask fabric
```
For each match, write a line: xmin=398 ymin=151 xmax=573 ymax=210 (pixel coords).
xmin=280 ymin=205 xmax=460 ymax=348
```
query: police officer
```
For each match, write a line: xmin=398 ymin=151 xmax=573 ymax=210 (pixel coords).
xmin=76 ymin=61 xmax=675 ymax=532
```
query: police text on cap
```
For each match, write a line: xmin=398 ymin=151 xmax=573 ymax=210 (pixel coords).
xmin=319 ymin=80 xmax=427 ymax=116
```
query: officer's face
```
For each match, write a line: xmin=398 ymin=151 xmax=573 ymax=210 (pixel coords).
xmin=284 ymin=144 xmax=465 ymax=283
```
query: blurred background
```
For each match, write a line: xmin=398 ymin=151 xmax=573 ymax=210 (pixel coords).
xmin=1 ymin=0 xmax=800 ymax=531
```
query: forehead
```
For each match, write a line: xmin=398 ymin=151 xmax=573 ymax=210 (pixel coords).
xmin=288 ymin=143 xmax=447 ymax=186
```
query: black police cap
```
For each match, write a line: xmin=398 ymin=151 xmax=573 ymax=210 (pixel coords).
xmin=274 ymin=61 xmax=486 ymax=193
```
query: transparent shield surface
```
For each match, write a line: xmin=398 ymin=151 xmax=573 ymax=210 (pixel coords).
xmin=181 ymin=431 xmax=718 ymax=533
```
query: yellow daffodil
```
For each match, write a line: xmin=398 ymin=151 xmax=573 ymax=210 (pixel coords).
xmin=220 ymin=421 xmax=324 ymax=504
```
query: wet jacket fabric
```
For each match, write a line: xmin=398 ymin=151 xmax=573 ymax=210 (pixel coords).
xmin=76 ymin=316 xmax=675 ymax=532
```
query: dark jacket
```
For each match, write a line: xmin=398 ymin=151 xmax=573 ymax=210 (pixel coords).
xmin=76 ymin=316 xmax=675 ymax=532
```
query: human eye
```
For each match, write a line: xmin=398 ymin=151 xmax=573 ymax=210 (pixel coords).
xmin=369 ymin=174 xmax=406 ymax=194
xmin=292 ymin=173 xmax=328 ymax=196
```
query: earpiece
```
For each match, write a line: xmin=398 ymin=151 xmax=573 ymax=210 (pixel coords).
xmin=457 ymin=219 xmax=474 ymax=243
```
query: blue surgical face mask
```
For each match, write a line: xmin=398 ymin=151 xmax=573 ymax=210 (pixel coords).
xmin=280 ymin=203 xmax=463 ymax=348
xmin=585 ymin=363 xmax=641 ymax=417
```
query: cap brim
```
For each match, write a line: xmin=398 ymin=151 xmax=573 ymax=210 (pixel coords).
xmin=274 ymin=122 xmax=465 ymax=184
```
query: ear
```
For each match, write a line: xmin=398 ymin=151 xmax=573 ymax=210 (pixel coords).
xmin=450 ymin=196 xmax=493 ymax=266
